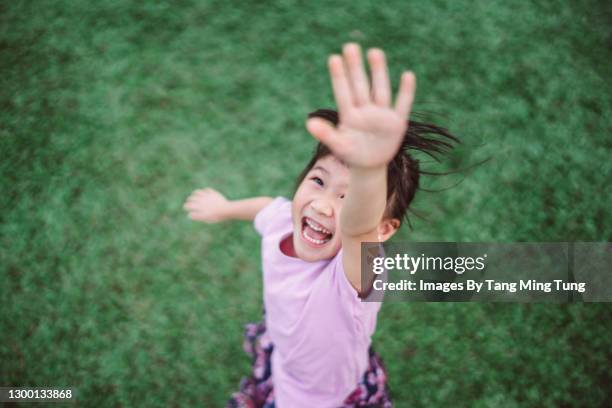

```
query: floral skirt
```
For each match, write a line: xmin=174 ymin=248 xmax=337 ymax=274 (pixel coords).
xmin=227 ymin=317 xmax=392 ymax=408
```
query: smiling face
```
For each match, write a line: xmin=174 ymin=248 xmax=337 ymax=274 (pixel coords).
xmin=291 ymin=155 xmax=350 ymax=262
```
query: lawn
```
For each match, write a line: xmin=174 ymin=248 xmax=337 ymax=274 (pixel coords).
xmin=1 ymin=1 xmax=611 ymax=406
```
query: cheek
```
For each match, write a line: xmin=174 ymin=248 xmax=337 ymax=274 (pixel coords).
xmin=292 ymin=189 xmax=307 ymax=215
xmin=293 ymin=184 xmax=311 ymax=206
xmin=334 ymin=203 xmax=343 ymax=224
xmin=332 ymin=211 xmax=343 ymax=243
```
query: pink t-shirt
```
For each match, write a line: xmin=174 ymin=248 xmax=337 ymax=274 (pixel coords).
xmin=254 ymin=197 xmax=381 ymax=408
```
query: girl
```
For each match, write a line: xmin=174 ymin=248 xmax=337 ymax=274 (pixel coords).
xmin=184 ymin=43 xmax=457 ymax=407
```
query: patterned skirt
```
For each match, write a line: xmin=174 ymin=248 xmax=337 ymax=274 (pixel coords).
xmin=227 ymin=318 xmax=393 ymax=408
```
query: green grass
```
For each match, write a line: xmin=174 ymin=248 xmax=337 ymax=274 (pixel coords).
xmin=1 ymin=0 xmax=611 ymax=406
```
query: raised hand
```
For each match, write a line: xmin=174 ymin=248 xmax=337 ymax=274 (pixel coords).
xmin=306 ymin=43 xmax=415 ymax=169
xmin=183 ymin=188 xmax=229 ymax=222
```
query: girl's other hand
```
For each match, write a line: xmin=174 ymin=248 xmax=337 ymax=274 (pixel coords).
xmin=306 ymin=43 xmax=415 ymax=170
xmin=183 ymin=188 xmax=229 ymax=222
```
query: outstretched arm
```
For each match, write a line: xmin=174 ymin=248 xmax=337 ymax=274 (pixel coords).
xmin=183 ymin=188 xmax=273 ymax=222
xmin=306 ymin=43 xmax=415 ymax=293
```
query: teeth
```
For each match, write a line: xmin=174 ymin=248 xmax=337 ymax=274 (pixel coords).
xmin=305 ymin=218 xmax=331 ymax=235
xmin=302 ymin=228 xmax=330 ymax=245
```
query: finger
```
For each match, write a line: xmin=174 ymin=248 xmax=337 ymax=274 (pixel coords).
xmin=367 ymin=48 xmax=391 ymax=107
xmin=343 ymin=43 xmax=370 ymax=106
xmin=306 ymin=118 xmax=348 ymax=155
xmin=194 ymin=188 xmax=210 ymax=195
xmin=328 ymin=55 xmax=352 ymax=114
xmin=184 ymin=202 xmax=199 ymax=211
xmin=394 ymin=71 xmax=416 ymax=119
xmin=185 ymin=196 xmax=198 ymax=204
xmin=191 ymin=212 xmax=218 ymax=223
xmin=190 ymin=210 xmax=210 ymax=219
xmin=188 ymin=212 xmax=203 ymax=221
xmin=195 ymin=191 xmax=211 ymax=199
xmin=185 ymin=197 xmax=204 ymax=207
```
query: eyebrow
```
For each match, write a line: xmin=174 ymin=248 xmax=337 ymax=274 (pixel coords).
xmin=311 ymin=165 xmax=348 ymax=189
xmin=312 ymin=165 xmax=329 ymax=174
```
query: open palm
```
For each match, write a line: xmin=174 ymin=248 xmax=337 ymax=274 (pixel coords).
xmin=306 ymin=43 xmax=416 ymax=169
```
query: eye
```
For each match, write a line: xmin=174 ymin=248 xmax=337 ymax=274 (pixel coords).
xmin=310 ymin=176 xmax=324 ymax=187
xmin=339 ymin=194 xmax=345 ymax=199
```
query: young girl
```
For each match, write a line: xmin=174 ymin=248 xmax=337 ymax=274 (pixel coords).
xmin=184 ymin=43 xmax=457 ymax=407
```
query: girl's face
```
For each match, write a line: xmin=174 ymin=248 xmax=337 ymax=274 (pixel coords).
xmin=291 ymin=155 xmax=350 ymax=262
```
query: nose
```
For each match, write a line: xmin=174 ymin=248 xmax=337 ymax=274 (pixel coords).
xmin=310 ymin=198 xmax=333 ymax=217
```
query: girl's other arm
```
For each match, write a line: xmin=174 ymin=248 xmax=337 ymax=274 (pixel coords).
xmin=183 ymin=188 xmax=273 ymax=222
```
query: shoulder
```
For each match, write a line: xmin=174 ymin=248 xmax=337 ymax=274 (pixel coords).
xmin=254 ymin=196 xmax=291 ymax=236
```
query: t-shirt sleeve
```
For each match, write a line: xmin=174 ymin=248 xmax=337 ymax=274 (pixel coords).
xmin=324 ymin=249 xmax=381 ymax=337
xmin=254 ymin=196 xmax=290 ymax=236
xmin=330 ymin=249 xmax=362 ymax=305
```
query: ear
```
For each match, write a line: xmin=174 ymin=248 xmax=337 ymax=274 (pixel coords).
xmin=377 ymin=218 xmax=401 ymax=242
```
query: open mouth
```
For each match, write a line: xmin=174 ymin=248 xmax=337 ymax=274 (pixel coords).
xmin=301 ymin=216 xmax=333 ymax=246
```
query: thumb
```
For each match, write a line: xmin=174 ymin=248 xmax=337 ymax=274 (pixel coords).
xmin=305 ymin=118 xmax=339 ymax=146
